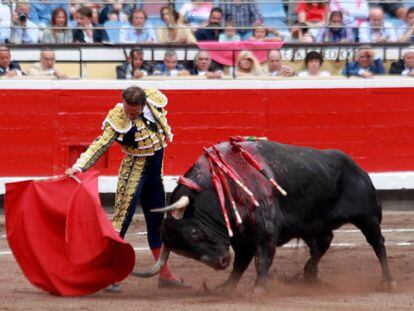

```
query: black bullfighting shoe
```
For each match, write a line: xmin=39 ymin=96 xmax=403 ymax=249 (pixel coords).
xmin=104 ymin=283 xmax=122 ymax=293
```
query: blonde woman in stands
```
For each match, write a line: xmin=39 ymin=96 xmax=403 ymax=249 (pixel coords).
xmin=235 ymin=51 xmax=264 ymax=77
xmin=298 ymin=51 xmax=330 ymax=78
xmin=41 ymin=8 xmax=73 ymax=43
xmin=157 ymin=6 xmax=196 ymax=44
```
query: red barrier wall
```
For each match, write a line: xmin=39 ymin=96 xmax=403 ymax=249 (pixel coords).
xmin=1 ymin=83 xmax=413 ymax=176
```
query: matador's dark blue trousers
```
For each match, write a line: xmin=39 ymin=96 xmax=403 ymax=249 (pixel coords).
xmin=117 ymin=149 xmax=165 ymax=249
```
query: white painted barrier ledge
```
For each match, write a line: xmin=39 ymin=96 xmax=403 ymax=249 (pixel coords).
xmin=1 ymin=172 xmax=414 ymax=194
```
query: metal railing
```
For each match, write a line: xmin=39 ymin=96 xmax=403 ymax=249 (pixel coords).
xmin=1 ymin=41 xmax=412 ymax=79
xmin=1 ymin=1 xmax=414 ymax=44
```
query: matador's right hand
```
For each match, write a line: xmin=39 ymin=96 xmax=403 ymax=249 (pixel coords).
xmin=65 ymin=167 xmax=79 ymax=176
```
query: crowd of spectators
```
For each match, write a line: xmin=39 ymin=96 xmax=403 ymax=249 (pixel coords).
xmin=1 ymin=1 xmax=414 ymax=80
xmin=0 ymin=1 xmax=413 ymax=45
xmin=3 ymin=42 xmax=414 ymax=80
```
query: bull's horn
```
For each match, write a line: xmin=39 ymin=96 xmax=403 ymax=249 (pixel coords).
xmin=151 ymin=196 xmax=189 ymax=213
xmin=131 ymin=246 xmax=170 ymax=278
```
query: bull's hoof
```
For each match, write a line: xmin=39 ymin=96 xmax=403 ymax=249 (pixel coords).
xmin=382 ymin=280 xmax=397 ymax=291
xmin=202 ymin=280 xmax=235 ymax=296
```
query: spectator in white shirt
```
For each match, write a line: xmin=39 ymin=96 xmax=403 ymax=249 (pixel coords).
xmin=10 ymin=2 xmax=39 ymax=44
xmin=298 ymin=51 xmax=330 ymax=77
xmin=359 ymin=7 xmax=397 ymax=43
xmin=119 ymin=9 xmax=157 ymax=43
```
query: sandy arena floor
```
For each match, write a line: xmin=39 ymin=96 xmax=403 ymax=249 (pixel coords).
xmin=1 ymin=211 xmax=414 ymax=311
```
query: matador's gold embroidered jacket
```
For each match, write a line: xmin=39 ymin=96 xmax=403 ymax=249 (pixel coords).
xmin=73 ymin=88 xmax=173 ymax=172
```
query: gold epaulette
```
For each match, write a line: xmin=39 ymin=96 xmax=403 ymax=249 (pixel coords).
xmin=104 ymin=104 xmax=132 ymax=133
xmin=147 ymin=103 xmax=173 ymax=142
xmin=145 ymin=88 xmax=168 ymax=108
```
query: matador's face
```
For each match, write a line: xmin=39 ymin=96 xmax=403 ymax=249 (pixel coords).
xmin=123 ymin=101 xmax=144 ymax=121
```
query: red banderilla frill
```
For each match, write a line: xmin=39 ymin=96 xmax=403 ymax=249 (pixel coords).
xmin=212 ymin=146 xmax=256 ymax=226
xmin=230 ymin=141 xmax=287 ymax=197
xmin=207 ymin=157 xmax=233 ymax=237
xmin=216 ymin=165 xmax=243 ymax=225
xmin=178 ymin=176 xmax=201 ymax=192
xmin=203 ymin=147 xmax=260 ymax=207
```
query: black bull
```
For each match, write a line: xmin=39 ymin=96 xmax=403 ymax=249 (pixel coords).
xmin=134 ymin=140 xmax=395 ymax=292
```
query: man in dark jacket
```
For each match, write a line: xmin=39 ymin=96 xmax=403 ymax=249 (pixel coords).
xmin=116 ymin=48 xmax=151 ymax=79
xmin=389 ymin=50 xmax=414 ymax=76
xmin=0 ymin=45 xmax=23 ymax=77
xmin=190 ymin=51 xmax=223 ymax=78
xmin=195 ymin=7 xmax=223 ymax=41
xmin=73 ymin=6 xmax=109 ymax=43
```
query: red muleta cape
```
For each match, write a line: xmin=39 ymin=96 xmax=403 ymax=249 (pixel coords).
xmin=5 ymin=171 xmax=135 ymax=296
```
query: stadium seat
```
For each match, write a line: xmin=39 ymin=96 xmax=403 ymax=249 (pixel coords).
xmin=256 ymin=0 xmax=286 ymax=23
xmin=104 ymin=20 xmax=128 ymax=43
